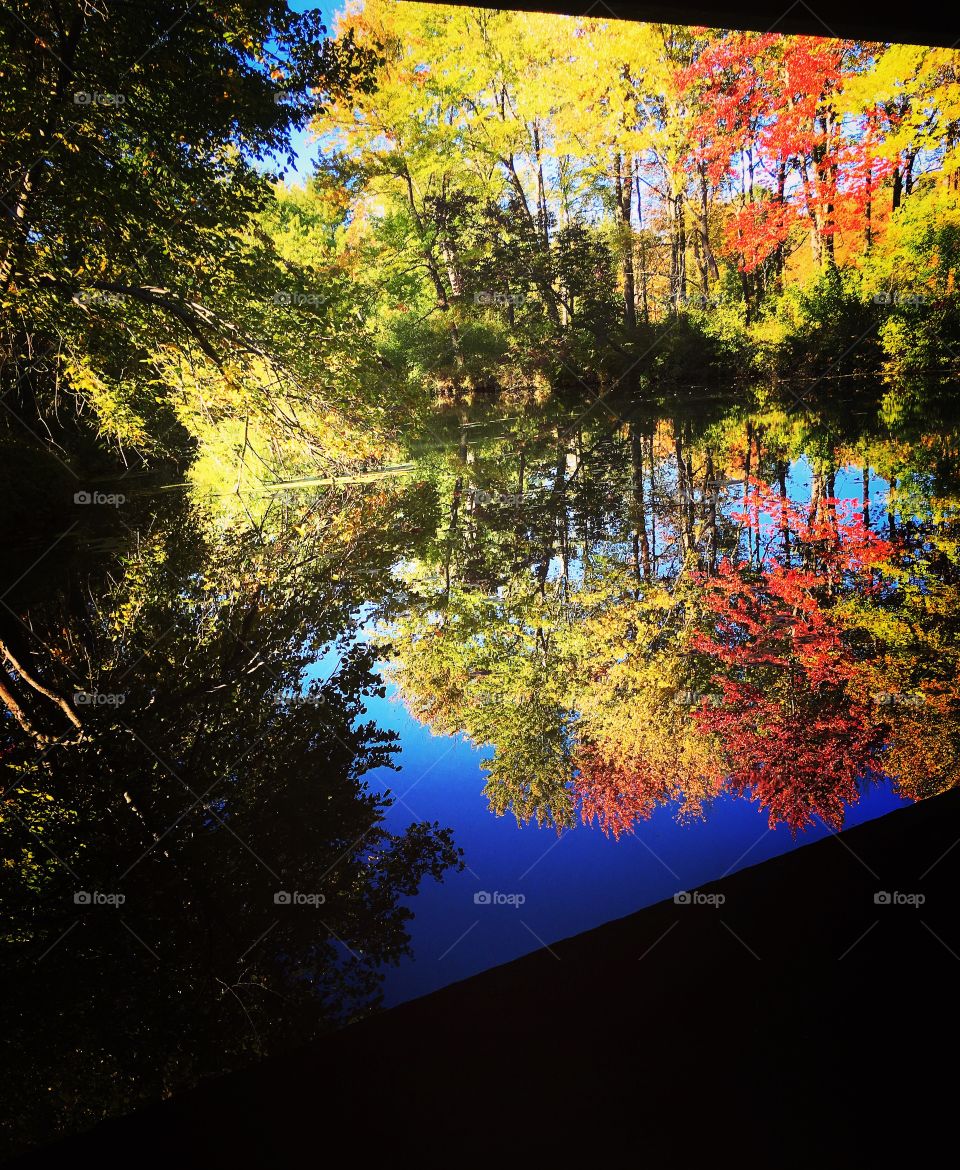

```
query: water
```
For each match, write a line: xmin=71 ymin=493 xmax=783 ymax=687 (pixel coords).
xmin=366 ymin=680 xmax=907 ymax=1004
xmin=0 ymin=388 xmax=954 ymax=1155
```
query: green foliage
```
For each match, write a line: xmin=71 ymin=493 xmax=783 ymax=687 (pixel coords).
xmin=0 ymin=481 xmax=462 ymax=1155
xmin=0 ymin=0 xmax=386 ymax=482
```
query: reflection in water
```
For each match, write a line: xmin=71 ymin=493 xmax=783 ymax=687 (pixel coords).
xmin=0 ymin=484 xmax=460 ymax=1157
xmin=3 ymin=382 xmax=960 ymax=1154
xmin=382 ymin=391 xmax=960 ymax=834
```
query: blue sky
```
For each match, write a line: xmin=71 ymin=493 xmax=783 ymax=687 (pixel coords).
xmin=268 ymin=1 xmax=337 ymax=178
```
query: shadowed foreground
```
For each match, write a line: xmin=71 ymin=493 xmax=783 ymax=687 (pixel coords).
xmin=14 ymin=792 xmax=960 ymax=1166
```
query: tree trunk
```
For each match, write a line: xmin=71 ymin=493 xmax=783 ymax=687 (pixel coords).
xmin=613 ymin=154 xmax=637 ymax=328
xmin=503 ymin=154 xmax=561 ymax=326
xmin=0 ymin=668 xmax=45 ymax=742
xmin=892 ymin=164 xmax=903 ymax=212
xmin=671 ymin=191 xmax=687 ymax=310
xmin=704 ymin=450 xmax=718 ymax=574
xmin=0 ymin=639 xmax=82 ymax=732
xmin=864 ymin=160 xmax=873 ymax=253
xmin=533 ymin=123 xmax=549 ymax=248
xmin=675 ymin=427 xmax=694 ymax=558
xmin=630 ymin=422 xmax=651 ymax=580
xmin=862 ymin=465 xmax=870 ymax=529
xmin=777 ymin=461 xmax=791 ymax=568
xmin=635 ymin=173 xmax=649 ymax=323
xmin=743 ymin=422 xmax=754 ymax=563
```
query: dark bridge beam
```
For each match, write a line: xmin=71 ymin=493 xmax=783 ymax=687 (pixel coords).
xmin=425 ymin=0 xmax=960 ymax=49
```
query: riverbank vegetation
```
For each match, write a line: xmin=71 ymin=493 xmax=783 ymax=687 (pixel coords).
xmin=2 ymin=2 xmax=960 ymax=498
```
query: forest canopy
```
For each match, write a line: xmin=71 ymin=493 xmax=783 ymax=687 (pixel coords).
xmin=2 ymin=2 xmax=960 ymax=489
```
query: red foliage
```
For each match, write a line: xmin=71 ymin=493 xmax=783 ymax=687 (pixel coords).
xmin=734 ymin=479 xmax=896 ymax=576
xmin=689 ymin=483 xmax=893 ymax=830
xmin=573 ymin=745 xmax=669 ymax=839
xmin=680 ymin=35 xmax=893 ymax=271
xmin=725 ymin=201 xmax=793 ymax=275
xmin=574 ymin=485 xmax=896 ymax=835
xmin=691 ymin=559 xmax=852 ymax=687
xmin=693 ymin=682 xmax=878 ymax=832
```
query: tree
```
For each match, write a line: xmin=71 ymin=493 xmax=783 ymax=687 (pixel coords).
xmin=0 ymin=0 xmax=382 ymax=471
xmin=0 ymin=477 xmax=461 ymax=1156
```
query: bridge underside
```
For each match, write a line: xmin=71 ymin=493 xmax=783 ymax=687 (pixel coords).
xmin=421 ymin=1 xmax=959 ymax=49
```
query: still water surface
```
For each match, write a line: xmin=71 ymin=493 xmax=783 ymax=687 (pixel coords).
xmin=3 ymin=390 xmax=951 ymax=1153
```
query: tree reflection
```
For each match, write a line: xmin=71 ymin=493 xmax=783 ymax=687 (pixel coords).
xmin=0 ymin=481 xmax=460 ymax=1158
xmin=6 ymin=386 xmax=960 ymax=1154
xmin=385 ymin=395 xmax=960 ymax=835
